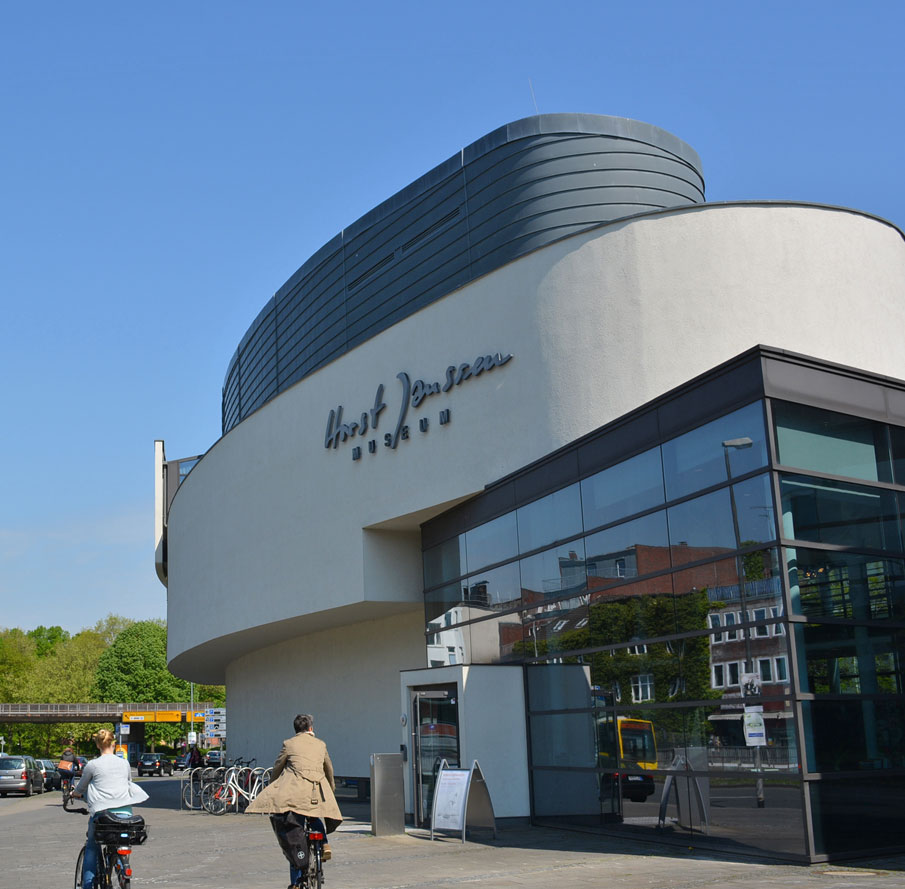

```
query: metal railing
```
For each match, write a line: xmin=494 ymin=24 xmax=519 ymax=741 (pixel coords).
xmin=0 ymin=702 xmax=217 ymax=722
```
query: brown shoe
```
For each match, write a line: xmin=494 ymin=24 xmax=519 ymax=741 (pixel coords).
xmin=322 ymin=843 xmax=332 ymax=861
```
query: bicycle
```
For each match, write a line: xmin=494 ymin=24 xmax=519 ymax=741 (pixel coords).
xmin=68 ymin=805 xmax=147 ymax=889
xmin=274 ymin=814 xmax=327 ymax=889
xmin=201 ymin=760 xmax=267 ymax=814
xmin=301 ymin=818 xmax=327 ymax=889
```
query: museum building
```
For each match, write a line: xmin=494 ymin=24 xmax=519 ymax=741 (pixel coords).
xmin=156 ymin=114 xmax=905 ymax=861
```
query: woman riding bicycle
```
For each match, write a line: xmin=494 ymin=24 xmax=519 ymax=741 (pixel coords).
xmin=71 ymin=729 xmax=149 ymax=889
xmin=246 ymin=713 xmax=342 ymax=888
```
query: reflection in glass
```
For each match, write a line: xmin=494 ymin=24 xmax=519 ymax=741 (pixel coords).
xmin=423 ymin=535 xmax=467 ymax=588
xmin=810 ymin=777 xmax=905 ymax=855
xmin=732 ymin=474 xmax=777 ymax=546
xmin=425 ymin=612 xmax=522 ymax=666
xmin=463 ymin=561 xmax=522 ymax=612
xmin=517 ymin=483 xmax=582 ymax=554
xmin=464 ymin=511 xmax=518 ymax=574
xmin=786 ymin=548 xmax=905 ymax=620
xmin=662 ymin=401 xmax=767 ymax=500
xmin=780 ymin=474 xmax=902 ymax=552
xmin=773 ymin=401 xmax=893 ymax=483
xmin=588 ymin=578 xmax=676 ymax=644
xmin=581 ymin=447 xmax=665 ymax=530
xmin=520 ymin=596 xmax=590 ymax=658
xmin=667 ymin=489 xmax=736 ymax=567
xmin=585 ymin=511 xmax=669 ymax=593
xmin=526 ymin=662 xmax=595 ymax=711
xmin=793 ymin=624 xmax=905 ymax=696
xmin=801 ymin=698 xmax=905 ymax=772
xmin=529 ymin=712 xmax=597 ymax=767
xmin=519 ymin=541 xmax=587 ymax=605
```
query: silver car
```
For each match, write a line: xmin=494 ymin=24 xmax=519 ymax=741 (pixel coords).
xmin=0 ymin=755 xmax=44 ymax=796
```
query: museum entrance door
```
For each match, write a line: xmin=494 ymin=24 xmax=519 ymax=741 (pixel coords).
xmin=411 ymin=684 xmax=459 ymax=827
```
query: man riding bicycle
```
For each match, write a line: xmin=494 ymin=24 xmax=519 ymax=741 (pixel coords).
xmin=246 ymin=713 xmax=342 ymax=888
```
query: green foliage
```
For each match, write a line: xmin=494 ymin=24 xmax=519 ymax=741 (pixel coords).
xmin=27 ymin=625 xmax=71 ymax=658
xmin=0 ymin=629 xmax=37 ymax=701
xmin=93 ymin=621 xmax=191 ymax=702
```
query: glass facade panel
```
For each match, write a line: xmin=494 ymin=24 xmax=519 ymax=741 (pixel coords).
xmin=810 ymin=776 xmax=905 ymax=855
xmin=584 ymin=511 xmax=669 ymax=590
xmin=424 ymin=581 xmax=467 ymax=625
xmin=529 ymin=712 xmax=597 ymax=767
xmin=793 ymin=624 xmax=905 ymax=696
xmin=588 ymin=578 xmax=677 ymax=644
xmin=521 ymin=595 xmax=590 ymax=658
xmin=801 ymin=698 xmax=905 ymax=772
xmin=462 ymin=561 xmax=522 ymax=613
xmin=516 ymin=483 xmax=582 ymax=554
xmin=662 ymin=401 xmax=767 ymax=501
xmin=780 ymin=474 xmax=902 ymax=552
xmin=519 ymin=541 xmax=587 ymax=607
xmin=667 ymin=489 xmax=737 ymax=567
xmin=423 ymin=535 xmax=466 ymax=588
xmin=731 ymin=473 xmax=777 ymax=545
xmin=526 ymin=663 xmax=595 ymax=711
xmin=773 ymin=401 xmax=893 ymax=483
xmin=786 ymin=548 xmax=905 ymax=620
xmin=464 ymin=511 xmax=518 ymax=574
xmin=580 ymin=446 xmax=665 ymax=530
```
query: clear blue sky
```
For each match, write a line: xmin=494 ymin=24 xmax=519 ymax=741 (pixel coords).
xmin=2 ymin=1 xmax=903 ymax=636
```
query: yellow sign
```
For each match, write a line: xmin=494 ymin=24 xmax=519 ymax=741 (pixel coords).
xmin=188 ymin=711 xmax=206 ymax=722
xmin=122 ymin=710 xmax=183 ymax=723
xmin=115 ymin=745 xmax=129 ymax=762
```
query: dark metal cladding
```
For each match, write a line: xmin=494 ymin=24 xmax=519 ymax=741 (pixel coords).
xmin=222 ymin=114 xmax=705 ymax=434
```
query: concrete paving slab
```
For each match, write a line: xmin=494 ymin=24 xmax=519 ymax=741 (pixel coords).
xmin=1 ymin=778 xmax=903 ymax=889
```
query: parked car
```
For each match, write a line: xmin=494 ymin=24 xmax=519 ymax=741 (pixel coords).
xmin=174 ymin=752 xmax=190 ymax=769
xmin=136 ymin=753 xmax=174 ymax=777
xmin=0 ymin=755 xmax=44 ymax=797
xmin=36 ymin=759 xmax=61 ymax=791
xmin=204 ymin=750 xmax=223 ymax=767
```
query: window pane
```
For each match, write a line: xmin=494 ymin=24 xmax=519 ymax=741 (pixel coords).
xmin=517 ymin=484 xmax=582 ymax=554
xmin=464 ymin=511 xmax=518 ymax=574
xmin=732 ymin=473 xmax=777 ymax=546
xmin=521 ymin=596 xmax=590 ymax=658
xmin=581 ymin=447 xmax=665 ymax=530
xmin=794 ymin=624 xmax=905 ymax=695
xmin=585 ymin=511 xmax=669 ymax=591
xmin=526 ymin=662 xmax=595 ymax=711
xmin=426 ymin=613 xmax=524 ymax=666
xmin=463 ymin=561 xmax=522 ymax=612
xmin=773 ymin=400 xmax=892 ymax=483
xmin=519 ymin=541 xmax=587 ymax=606
xmin=667 ymin=489 xmax=736 ymax=566
xmin=662 ymin=401 xmax=767 ymax=501
xmin=423 ymin=535 xmax=466 ymax=588
xmin=588 ymin=577 xmax=677 ymax=642
xmin=529 ymin=712 xmax=598 ymax=767
xmin=801 ymin=699 xmax=905 ymax=772
xmin=780 ymin=474 xmax=902 ymax=552
xmin=786 ymin=548 xmax=905 ymax=620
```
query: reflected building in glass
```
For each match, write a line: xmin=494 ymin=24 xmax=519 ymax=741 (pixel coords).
xmin=422 ymin=351 xmax=905 ymax=860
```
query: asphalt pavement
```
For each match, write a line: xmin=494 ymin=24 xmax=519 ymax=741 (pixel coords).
xmin=1 ymin=776 xmax=904 ymax=889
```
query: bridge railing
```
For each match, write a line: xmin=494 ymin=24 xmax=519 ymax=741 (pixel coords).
xmin=0 ymin=702 xmax=217 ymax=720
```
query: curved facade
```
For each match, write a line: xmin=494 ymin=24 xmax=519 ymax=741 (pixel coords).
xmin=164 ymin=115 xmax=905 ymax=861
xmin=222 ymin=114 xmax=704 ymax=433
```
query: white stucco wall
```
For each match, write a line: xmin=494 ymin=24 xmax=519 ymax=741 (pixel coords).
xmin=225 ymin=609 xmax=426 ymax=775
xmin=167 ymin=203 xmax=905 ymax=682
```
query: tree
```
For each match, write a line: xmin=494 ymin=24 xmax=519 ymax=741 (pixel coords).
xmin=93 ymin=621 xmax=190 ymax=703
xmin=91 ymin=614 xmax=135 ymax=647
xmin=27 ymin=625 xmax=70 ymax=658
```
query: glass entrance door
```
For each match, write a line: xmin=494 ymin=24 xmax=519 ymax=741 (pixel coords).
xmin=411 ymin=684 xmax=460 ymax=826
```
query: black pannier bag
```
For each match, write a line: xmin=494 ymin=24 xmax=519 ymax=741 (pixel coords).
xmin=94 ymin=811 xmax=148 ymax=845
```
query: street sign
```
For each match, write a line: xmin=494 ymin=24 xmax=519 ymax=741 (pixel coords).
xmin=205 ymin=730 xmax=227 ymax=738
xmin=119 ymin=724 xmax=131 ymax=735
xmin=123 ymin=710 xmax=182 ymax=723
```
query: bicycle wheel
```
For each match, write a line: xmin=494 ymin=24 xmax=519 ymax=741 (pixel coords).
xmin=201 ymin=782 xmax=230 ymax=814
xmin=111 ymin=852 xmax=130 ymax=889
xmin=182 ymin=781 xmax=202 ymax=810
xmin=308 ymin=848 xmax=323 ymax=889
xmin=74 ymin=846 xmax=85 ymax=889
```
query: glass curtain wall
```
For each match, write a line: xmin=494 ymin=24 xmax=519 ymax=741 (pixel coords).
xmin=422 ymin=397 xmax=905 ymax=859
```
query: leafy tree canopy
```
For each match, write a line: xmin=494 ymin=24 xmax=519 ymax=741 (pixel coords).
xmin=92 ymin=621 xmax=191 ymax=702
xmin=27 ymin=625 xmax=71 ymax=658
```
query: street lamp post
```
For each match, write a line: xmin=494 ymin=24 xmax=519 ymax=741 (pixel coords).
xmin=722 ymin=436 xmax=765 ymax=808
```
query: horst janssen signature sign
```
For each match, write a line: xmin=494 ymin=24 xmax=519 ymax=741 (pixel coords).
xmin=324 ymin=351 xmax=513 ymax=461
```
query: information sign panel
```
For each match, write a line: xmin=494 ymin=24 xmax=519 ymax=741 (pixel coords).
xmin=430 ymin=760 xmax=496 ymax=843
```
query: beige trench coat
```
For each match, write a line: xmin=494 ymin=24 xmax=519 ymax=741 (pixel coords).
xmin=246 ymin=732 xmax=343 ymax=830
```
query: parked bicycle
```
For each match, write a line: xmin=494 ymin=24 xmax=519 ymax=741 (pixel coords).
xmin=68 ymin=804 xmax=147 ymax=889
xmin=201 ymin=760 xmax=269 ymax=814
